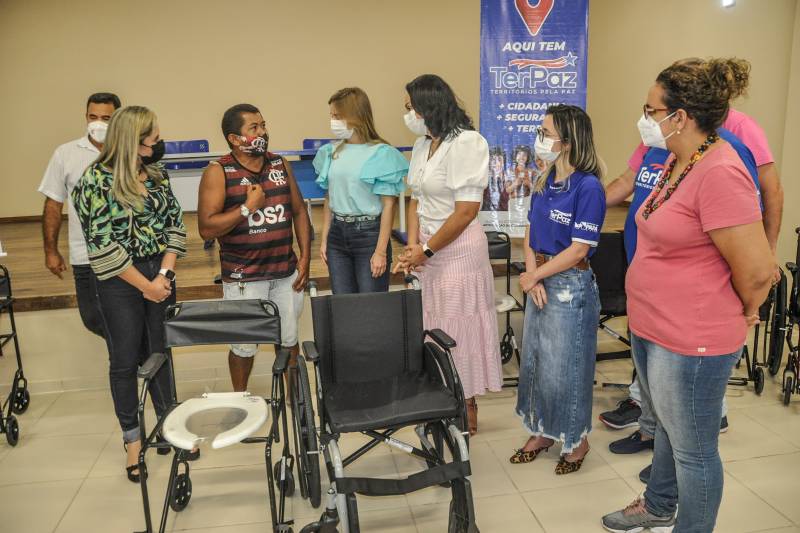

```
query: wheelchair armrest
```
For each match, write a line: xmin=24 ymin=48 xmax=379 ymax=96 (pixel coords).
xmin=427 ymin=329 xmax=456 ymax=350
xmin=272 ymin=347 xmax=292 ymax=375
xmin=787 ymin=262 xmax=799 ymax=274
xmin=511 ymin=261 xmax=526 ymax=273
xmin=138 ymin=352 xmax=168 ymax=379
xmin=423 ymin=342 xmax=458 ymax=396
xmin=302 ymin=341 xmax=320 ymax=363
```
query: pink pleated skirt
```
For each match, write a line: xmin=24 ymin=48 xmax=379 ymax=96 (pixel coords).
xmin=418 ymin=222 xmax=503 ymax=398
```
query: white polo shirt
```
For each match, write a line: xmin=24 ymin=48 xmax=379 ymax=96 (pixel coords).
xmin=38 ymin=136 xmax=100 ymax=265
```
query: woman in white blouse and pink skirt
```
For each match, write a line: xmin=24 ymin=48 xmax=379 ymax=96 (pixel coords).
xmin=394 ymin=74 xmax=502 ymax=435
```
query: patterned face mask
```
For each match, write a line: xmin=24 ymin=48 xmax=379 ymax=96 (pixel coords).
xmin=238 ymin=134 xmax=269 ymax=155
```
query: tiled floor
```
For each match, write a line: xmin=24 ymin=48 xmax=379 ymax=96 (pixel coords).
xmin=1 ymin=312 xmax=800 ymax=532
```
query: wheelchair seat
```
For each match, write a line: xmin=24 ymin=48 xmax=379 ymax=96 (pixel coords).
xmin=325 ymin=373 xmax=459 ymax=433
xmin=162 ymin=392 xmax=269 ymax=450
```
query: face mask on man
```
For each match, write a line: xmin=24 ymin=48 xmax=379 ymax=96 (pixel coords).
xmin=404 ymin=109 xmax=428 ymax=137
xmin=330 ymin=119 xmax=354 ymax=140
xmin=87 ymin=121 xmax=108 ymax=143
xmin=140 ymin=139 xmax=165 ymax=165
xmin=238 ymin=134 xmax=269 ymax=155
xmin=637 ymin=111 xmax=677 ymax=150
xmin=534 ymin=135 xmax=560 ymax=163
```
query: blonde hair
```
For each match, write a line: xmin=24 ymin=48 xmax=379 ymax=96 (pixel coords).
xmin=328 ymin=87 xmax=388 ymax=158
xmin=95 ymin=106 xmax=162 ymax=210
xmin=533 ymin=104 xmax=604 ymax=193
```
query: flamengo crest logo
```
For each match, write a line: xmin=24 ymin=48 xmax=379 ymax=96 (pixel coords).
xmin=515 ymin=0 xmax=555 ymax=37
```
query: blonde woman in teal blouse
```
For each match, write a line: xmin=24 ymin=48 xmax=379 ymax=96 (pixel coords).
xmin=313 ymin=87 xmax=408 ymax=293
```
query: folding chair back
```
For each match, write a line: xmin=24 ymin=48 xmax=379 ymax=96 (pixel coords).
xmin=485 ymin=231 xmax=511 ymax=261
xmin=164 ymin=299 xmax=282 ymax=349
xmin=592 ymin=232 xmax=627 ymax=316
xmin=310 ymin=289 xmax=424 ymax=385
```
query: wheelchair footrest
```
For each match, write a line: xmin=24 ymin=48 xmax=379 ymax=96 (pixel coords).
xmin=335 ymin=460 xmax=471 ymax=496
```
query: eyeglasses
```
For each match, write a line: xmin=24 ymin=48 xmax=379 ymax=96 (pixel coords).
xmin=535 ymin=126 xmax=562 ymax=143
xmin=643 ymin=104 xmax=670 ymax=119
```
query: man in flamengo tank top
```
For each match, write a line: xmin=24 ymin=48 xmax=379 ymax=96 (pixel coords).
xmin=197 ymin=103 xmax=311 ymax=391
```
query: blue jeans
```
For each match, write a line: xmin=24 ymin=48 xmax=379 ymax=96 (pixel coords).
xmin=632 ymin=333 xmax=740 ymax=532
xmin=73 ymin=264 xmax=105 ymax=338
xmin=327 ymin=217 xmax=391 ymax=294
xmin=515 ymin=267 xmax=600 ymax=453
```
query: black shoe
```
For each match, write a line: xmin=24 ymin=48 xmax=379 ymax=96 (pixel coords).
xmin=720 ymin=416 xmax=729 ymax=433
xmin=609 ymin=430 xmax=655 ymax=455
xmin=599 ymin=399 xmax=642 ymax=430
xmin=639 ymin=463 xmax=652 ymax=484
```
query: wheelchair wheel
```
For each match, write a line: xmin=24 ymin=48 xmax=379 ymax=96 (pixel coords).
xmin=5 ymin=415 xmax=19 ymax=446
xmin=294 ymin=356 xmax=322 ymax=508
xmin=12 ymin=387 xmax=30 ymax=415
xmin=784 ymin=377 xmax=793 ymax=406
xmin=448 ymin=478 xmax=480 ymax=533
xmin=754 ymin=366 xmax=765 ymax=395
xmin=768 ymin=273 xmax=788 ymax=376
xmin=346 ymin=493 xmax=360 ymax=533
xmin=273 ymin=457 xmax=296 ymax=497
xmin=169 ymin=472 xmax=192 ymax=512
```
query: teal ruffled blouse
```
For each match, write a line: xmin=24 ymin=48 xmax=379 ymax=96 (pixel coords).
xmin=313 ymin=142 xmax=408 ymax=216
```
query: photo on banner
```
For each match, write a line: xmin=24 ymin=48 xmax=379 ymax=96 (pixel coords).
xmin=479 ymin=0 xmax=589 ymax=237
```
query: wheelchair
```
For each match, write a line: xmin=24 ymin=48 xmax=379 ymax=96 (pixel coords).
xmin=133 ymin=298 xmax=336 ymax=533
xmin=299 ymin=279 xmax=479 ymax=533
xmin=485 ymin=231 xmax=525 ymax=387
xmin=0 ymin=264 xmax=30 ymax=447
xmin=782 ymin=227 xmax=800 ymax=405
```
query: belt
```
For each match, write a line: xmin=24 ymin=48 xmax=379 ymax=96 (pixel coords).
xmin=535 ymin=252 xmax=590 ymax=271
xmin=333 ymin=213 xmax=379 ymax=223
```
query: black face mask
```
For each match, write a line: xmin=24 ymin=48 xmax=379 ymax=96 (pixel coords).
xmin=141 ymin=139 xmax=166 ymax=165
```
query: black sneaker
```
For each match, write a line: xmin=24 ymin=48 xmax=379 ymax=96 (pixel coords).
xmin=720 ymin=416 xmax=729 ymax=433
xmin=599 ymin=399 xmax=642 ymax=429
xmin=609 ymin=430 xmax=655 ymax=455
xmin=639 ymin=463 xmax=652 ymax=484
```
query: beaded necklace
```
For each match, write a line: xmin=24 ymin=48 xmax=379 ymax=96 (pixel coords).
xmin=642 ymin=132 xmax=719 ymax=220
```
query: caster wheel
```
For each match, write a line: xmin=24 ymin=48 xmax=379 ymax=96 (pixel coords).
xmin=274 ymin=459 xmax=295 ymax=497
xmin=12 ymin=388 xmax=30 ymax=415
xmin=500 ymin=336 xmax=513 ymax=365
xmin=784 ymin=376 xmax=794 ymax=406
xmin=754 ymin=367 xmax=765 ymax=395
xmin=169 ymin=473 xmax=192 ymax=512
xmin=5 ymin=415 xmax=19 ymax=446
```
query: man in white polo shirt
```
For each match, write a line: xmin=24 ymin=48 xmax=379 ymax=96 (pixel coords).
xmin=39 ymin=92 xmax=121 ymax=337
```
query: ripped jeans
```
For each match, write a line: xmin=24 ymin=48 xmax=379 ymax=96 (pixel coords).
xmin=515 ymin=266 xmax=600 ymax=454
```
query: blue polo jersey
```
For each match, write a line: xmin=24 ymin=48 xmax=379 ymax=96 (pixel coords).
xmin=623 ymin=128 xmax=761 ymax=264
xmin=528 ymin=170 xmax=607 ymax=258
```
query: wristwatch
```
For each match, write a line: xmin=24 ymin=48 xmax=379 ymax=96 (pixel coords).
xmin=159 ymin=268 xmax=176 ymax=281
xmin=240 ymin=204 xmax=251 ymax=218
xmin=422 ymin=243 xmax=435 ymax=258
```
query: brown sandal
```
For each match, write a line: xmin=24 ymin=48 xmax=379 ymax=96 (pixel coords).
xmin=466 ymin=398 xmax=478 ymax=436
xmin=509 ymin=444 xmax=551 ymax=464
xmin=555 ymin=448 xmax=590 ymax=475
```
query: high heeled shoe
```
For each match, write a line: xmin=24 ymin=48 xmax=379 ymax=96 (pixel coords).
xmin=555 ymin=448 xmax=590 ymax=475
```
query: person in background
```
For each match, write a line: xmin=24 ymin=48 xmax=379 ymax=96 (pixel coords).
xmin=510 ymin=105 xmax=606 ymax=476
xmin=314 ymin=87 xmax=408 ymax=293
xmin=197 ymin=103 xmax=311 ymax=392
xmin=601 ymin=58 xmax=774 ymax=533
xmin=506 ymin=144 xmax=534 ymax=199
xmin=599 ymin=59 xmax=777 ymax=484
xmin=394 ymin=74 xmax=502 ymax=435
xmin=72 ymin=106 xmax=187 ymax=482
xmin=40 ymin=92 xmax=121 ymax=337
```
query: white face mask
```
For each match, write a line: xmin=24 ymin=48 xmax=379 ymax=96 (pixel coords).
xmin=87 ymin=121 xmax=108 ymax=143
xmin=637 ymin=112 xmax=677 ymax=150
xmin=330 ymin=119 xmax=353 ymax=140
xmin=534 ymin=135 xmax=560 ymax=163
xmin=404 ymin=109 xmax=428 ymax=137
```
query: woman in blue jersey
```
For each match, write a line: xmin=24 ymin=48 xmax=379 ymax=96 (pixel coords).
xmin=314 ymin=87 xmax=408 ymax=293
xmin=511 ymin=104 xmax=606 ymax=475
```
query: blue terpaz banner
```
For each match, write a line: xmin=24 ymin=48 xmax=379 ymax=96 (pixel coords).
xmin=479 ymin=0 xmax=589 ymax=237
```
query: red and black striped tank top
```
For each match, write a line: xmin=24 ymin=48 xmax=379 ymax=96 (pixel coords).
xmin=217 ymin=152 xmax=297 ymax=282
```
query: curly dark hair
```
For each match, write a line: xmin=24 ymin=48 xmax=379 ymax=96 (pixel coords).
xmin=405 ymin=74 xmax=474 ymax=140
xmin=512 ymin=145 xmax=532 ymax=167
xmin=656 ymin=57 xmax=750 ymax=133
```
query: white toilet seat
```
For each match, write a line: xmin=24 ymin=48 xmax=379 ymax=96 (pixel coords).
xmin=162 ymin=392 xmax=269 ymax=450
xmin=495 ymin=295 xmax=516 ymax=314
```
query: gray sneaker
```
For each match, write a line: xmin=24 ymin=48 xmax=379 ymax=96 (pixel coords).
xmin=602 ymin=498 xmax=675 ymax=532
